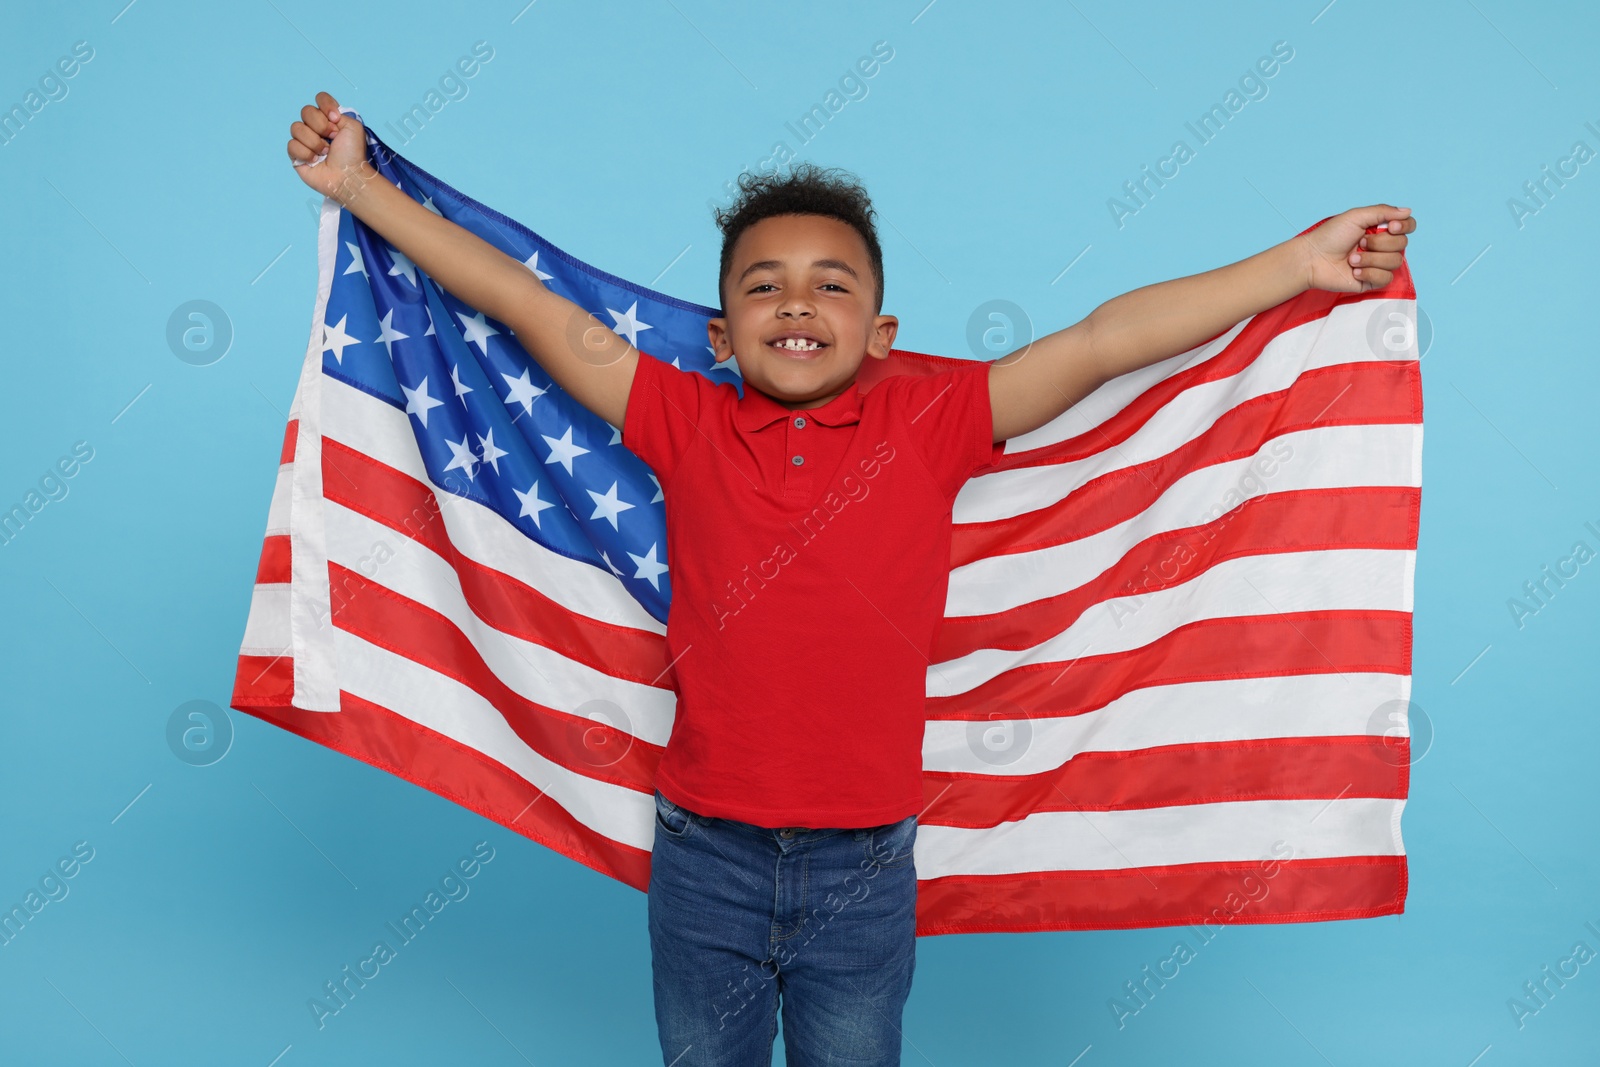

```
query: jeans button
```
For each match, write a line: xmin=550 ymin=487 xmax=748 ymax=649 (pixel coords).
xmin=779 ymin=828 xmax=794 ymax=838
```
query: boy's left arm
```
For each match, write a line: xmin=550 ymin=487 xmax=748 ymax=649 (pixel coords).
xmin=988 ymin=203 xmax=1417 ymax=442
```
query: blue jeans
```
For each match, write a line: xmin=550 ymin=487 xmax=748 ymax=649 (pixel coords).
xmin=647 ymin=789 xmax=919 ymax=1066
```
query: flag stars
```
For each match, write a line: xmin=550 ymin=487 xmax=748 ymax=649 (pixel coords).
xmin=457 ymin=310 xmax=501 ymax=355
xmin=387 ymin=246 xmax=418 ymax=287
xmin=375 ymin=308 xmax=410 ymax=358
xmin=321 ymin=313 xmax=360 ymax=364
xmin=443 ymin=434 xmax=480 ymax=481
xmin=343 ymin=241 xmax=368 ymax=278
xmin=476 ymin=428 xmax=509 ymax=476
xmin=541 ymin=426 xmax=590 ymax=475
xmin=501 ymin=367 xmax=546 ymax=417
xmin=524 ymin=251 xmax=553 ymax=283
xmin=607 ymin=300 xmax=653 ymax=349
xmin=586 ymin=481 xmax=635 ymax=530
xmin=401 ymin=376 xmax=445 ymax=428
xmin=324 ymin=220 xmax=690 ymax=610
xmin=514 ymin=481 xmax=557 ymax=528
xmin=628 ymin=543 xmax=669 ymax=590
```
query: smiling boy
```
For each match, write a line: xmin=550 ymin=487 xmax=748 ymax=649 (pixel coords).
xmin=287 ymin=91 xmax=1414 ymax=1066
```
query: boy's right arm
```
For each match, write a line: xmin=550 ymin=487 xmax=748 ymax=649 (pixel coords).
xmin=286 ymin=91 xmax=638 ymax=429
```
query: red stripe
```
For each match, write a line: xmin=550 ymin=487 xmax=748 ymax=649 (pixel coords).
xmin=233 ymin=653 xmax=295 ymax=706
xmin=930 ymin=610 xmax=1413 ymax=720
xmin=319 ymin=438 xmax=672 ymax=688
xmin=915 ymin=855 xmax=1406 ymax=934
xmin=938 ymin=486 xmax=1418 ymax=661
xmin=954 ymin=361 xmax=1421 ymax=566
xmin=255 ymin=535 xmax=292 ymax=585
xmin=980 ymin=286 xmax=1418 ymax=476
xmin=230 ymin=661 xmax=651 ymax=891
xmin=281 ymin=419 xmax=298 ymax=466
xmin=324 ymin=562 xmax=665 ymax=795
xmin=922 ymin=736 xmax=1407 ymax=828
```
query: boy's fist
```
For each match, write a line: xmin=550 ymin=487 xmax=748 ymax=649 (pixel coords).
xmin=286 ymin=91 xmax=370 ymax=200
xmin=1299 ymin=204 xmax=1416 ymax=293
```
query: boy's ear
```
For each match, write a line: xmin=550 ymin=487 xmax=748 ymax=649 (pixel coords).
xmin=866 ymin=314 xmax=898 ymax=361
xmin=706 ymin=316 xmax=735 ymax=363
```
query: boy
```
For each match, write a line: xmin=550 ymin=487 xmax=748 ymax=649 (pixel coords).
xmin=286 ymin=91 xmax=1414 ymax=1065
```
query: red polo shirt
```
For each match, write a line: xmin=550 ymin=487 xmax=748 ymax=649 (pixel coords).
xmin=623 ymin=352 xmax=1003 ymax=828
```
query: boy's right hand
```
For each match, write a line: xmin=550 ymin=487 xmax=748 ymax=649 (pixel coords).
xmin=286 ymin=91 xmax=369 ymax=200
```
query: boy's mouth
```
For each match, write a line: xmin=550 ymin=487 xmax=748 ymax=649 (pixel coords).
xmin=767 ymin=332 xmax=829 ymax=358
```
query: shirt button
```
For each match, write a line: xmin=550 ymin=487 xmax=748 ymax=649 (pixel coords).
xmin=791 ymin=455 xmax=804 ymax=466
xmin=793 ymin=416 xmax=807 ymax=429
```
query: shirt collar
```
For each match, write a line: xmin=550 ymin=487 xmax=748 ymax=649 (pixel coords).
xmin=734 ymin=380 xmax=863 ymax=431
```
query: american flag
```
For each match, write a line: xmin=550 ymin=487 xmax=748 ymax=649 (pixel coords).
xmin=233 ymin=117 xmax=1419 ymax=935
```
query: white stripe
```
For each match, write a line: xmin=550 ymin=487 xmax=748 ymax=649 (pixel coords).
xmin=922 ymin=672 xmax=1407 ymax=775
xmin=239 ymin=583 xmax=291 ymax=655
xmin=336 ymin=629 xmax=655 ymax=850
xmin=947 ymin=423 xmax=1419 ymax=616
xmin=287 ymin=197 xmax=344 ymax=713
xmin=284 ymin=198 xmax=339 ymax=427
xmin=323 ymin=499 xmax=675 ymax=746
xmin=931 ymin=548 xmax=1414 ymax=696
xmin=1403 ymin=399 xmax=1425 ymax=615
xmin=914 ymin=797 xmax=1403 ymax=877
xmin=265 ymin=465 xmax=292 ymax=536
xmin=322 ymin=374 xmax=663 ymax=634
xmin=962 ymin=298 xmax=1417 ymax=522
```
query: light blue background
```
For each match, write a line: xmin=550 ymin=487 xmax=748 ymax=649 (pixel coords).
xmin=2 ymin=1 xmax=1596 ymax=1064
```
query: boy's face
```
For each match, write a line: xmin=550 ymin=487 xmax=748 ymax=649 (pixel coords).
xmin=708 ymin=213 xmax=897 ymax=410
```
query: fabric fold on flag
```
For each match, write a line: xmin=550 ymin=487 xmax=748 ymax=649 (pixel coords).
xmin=232 ymin=112 xmax=1422 ymax=935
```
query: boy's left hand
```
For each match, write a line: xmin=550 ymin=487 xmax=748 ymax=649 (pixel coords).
xmin=1300 ymin=204 xmax=1416 ymax=293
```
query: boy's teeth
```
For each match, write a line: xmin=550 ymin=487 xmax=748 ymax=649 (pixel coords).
xmin=775 ymin=339 xmax=821 ymax=350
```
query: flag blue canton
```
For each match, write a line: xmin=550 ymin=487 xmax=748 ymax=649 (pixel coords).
xmin=316 ymin=117 xmax=744 ymax=624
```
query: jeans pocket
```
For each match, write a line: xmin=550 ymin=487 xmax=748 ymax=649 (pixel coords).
xmin=863 ymin=814 xmax=917 ymax=870
xmin=653 ymin=790 xmax=695 ymax=840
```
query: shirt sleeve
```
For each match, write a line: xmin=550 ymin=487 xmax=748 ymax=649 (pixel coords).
xmin=622 ymin=353 xmax=725 ymax=487
xmin=893 ymin=360 xmax=1005 ymax=500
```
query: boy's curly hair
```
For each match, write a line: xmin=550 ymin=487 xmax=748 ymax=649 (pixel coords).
xmin=713 ymin=162 xmax=885 ymax=314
